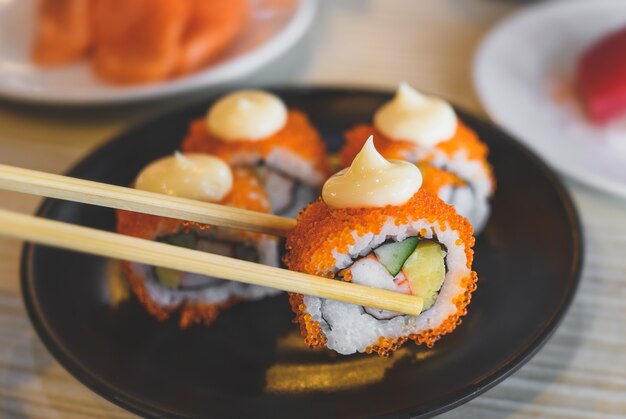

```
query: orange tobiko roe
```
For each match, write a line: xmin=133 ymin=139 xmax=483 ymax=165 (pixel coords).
xmin=116 ymin=167 xmax=271 ymax=328
xmin=284 ymin=189 xmax=478 ymax=357
xmin=181 ymin=110 xmax=331 ymax=183
xmin=418 ymin=163 xmax=466 ymax=195
xmin=342 ymin=121 xmax=489 ymax=165
xmin=342 ymin=122 xmax=494 ymax=195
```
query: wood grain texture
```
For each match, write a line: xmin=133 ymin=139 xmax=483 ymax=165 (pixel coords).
xmin=1 ymin=0 xmax=625 ymax=417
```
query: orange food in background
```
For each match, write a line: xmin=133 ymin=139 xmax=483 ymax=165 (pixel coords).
xmin=92 ymin=0 xmax=189 ymax=84
xmin=33 ymin=0 xmax=93 ymax=65
xmin=174 ymin=0 xmax=249 ymax=75
xmin=32 ymin=0 xmax=249 ymax=85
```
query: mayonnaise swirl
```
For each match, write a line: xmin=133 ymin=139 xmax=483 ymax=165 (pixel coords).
xmin=135 ymin=152 xmax=233 ymax=202
xmin=374 ymin=83 xmax=457 ymax=147
xmin=322 ymin=136 xmax=422 ymax=208
xmin=206 ymin=90 xmax=288 ymax=141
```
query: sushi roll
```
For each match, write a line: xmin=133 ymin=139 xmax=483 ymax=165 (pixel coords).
xmin=182 ymin=90 xmax=330 ymax=217
xmin=341 ymin=83 xmax=495 ymax=233
xmin=284 ymin=138 xmax=477 ymax=356
xmin=117 ymin=152 xmax=280 ymax=327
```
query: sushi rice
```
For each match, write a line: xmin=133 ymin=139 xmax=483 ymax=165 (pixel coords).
xmin=285 ymin=189 xmax=477 ymax=356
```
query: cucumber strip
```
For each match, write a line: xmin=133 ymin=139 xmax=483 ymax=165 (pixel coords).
xmin=373 ymin=237 xmax=420 ymax=276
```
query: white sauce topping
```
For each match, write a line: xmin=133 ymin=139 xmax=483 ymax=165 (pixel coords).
xmin=135 ymin=152 xmax=233 ymax=202
xmin=322 ymin=136 xmax=422 ymax=208
xmin=206 ymin=90 xmax=287 ymax=141
xmin=374 ymin=82 xmax=457 ymax=147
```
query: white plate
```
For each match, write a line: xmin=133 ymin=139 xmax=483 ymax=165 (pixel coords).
xmin=0 ymin=0 xmax=316 ymax=104
xmin=474 ymin=0 xmax=626 ymax=198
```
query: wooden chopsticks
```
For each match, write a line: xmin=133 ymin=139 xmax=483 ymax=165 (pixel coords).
xmin=0 ymin=164 xmax=425 ymax=316
xmin=0 ymin=164 xmax=295 ymax=237
xmin=0 ymin=208 xmax=423 ymax=316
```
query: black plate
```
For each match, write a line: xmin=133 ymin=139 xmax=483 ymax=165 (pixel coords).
xmin=21 ymin=88 xmax=583 ymax=418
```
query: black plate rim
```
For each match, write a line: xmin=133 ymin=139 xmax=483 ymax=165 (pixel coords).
xmin=19 ymin=86 xmax=584 ymax=419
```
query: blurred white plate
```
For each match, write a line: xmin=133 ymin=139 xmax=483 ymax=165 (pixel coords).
xmin=0 ymin=0 xmax=316 ymax=104
xmin=474 ymin=0 xmax=626 ymax=198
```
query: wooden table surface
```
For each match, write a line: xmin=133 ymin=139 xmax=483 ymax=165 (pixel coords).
xmin=1 ymin=0 xmax=625 ymax=417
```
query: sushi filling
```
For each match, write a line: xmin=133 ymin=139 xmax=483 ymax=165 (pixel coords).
xmin=337 ymin=237 xmax=448 ymax=320
xmin=153 ymin=230 xmax=259 ymax=291
xmin=301 ymin=218 xmax=471 ymax=355
xmin=253 ymin=164 xmax=318 ymax=217
xmin=135 ymin=226 xmax=280 ymax=307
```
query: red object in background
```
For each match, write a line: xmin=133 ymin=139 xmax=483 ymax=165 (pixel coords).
xmin=577 ymin=26 xmax=626 ymax=125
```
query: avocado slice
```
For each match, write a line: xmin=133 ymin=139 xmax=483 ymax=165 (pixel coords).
xmin=402 ymin=240 xmax=446 ymax=311
xmin=161 ymin=232 xmax=197 ymax=249
xmin=155 ymin=267 xmax=184 ymax=289
xmin=374 ymin=237 xmax=419 ymax=276
xmin=155 ymin=233 xmax=197 ymax=288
